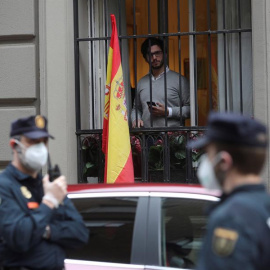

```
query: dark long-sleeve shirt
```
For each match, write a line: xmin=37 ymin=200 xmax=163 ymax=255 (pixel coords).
xmin=0 ymin=163 xmax=89 ymax=270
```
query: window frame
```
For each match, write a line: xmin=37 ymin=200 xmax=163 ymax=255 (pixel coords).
xmin=73 ymin=0 xmax=252 ymax=183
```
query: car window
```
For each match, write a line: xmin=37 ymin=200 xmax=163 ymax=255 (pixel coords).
xmin=161 ymin=198 xmax=212 ymax=269
xmin=66 ymin=196 xmax=139 ymax=264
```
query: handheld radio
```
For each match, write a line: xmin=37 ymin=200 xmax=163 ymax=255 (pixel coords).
xmin=47 ymin=154 xmax=61 ymax=182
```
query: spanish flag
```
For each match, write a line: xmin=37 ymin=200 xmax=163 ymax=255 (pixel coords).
xmin=102 ymin=14 xmax=134 ymax=184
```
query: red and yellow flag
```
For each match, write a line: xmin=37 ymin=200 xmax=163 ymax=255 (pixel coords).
xmin=102 ymin=14 xmax=134 ymax=184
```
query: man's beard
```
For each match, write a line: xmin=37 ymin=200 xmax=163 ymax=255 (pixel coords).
xmin=151 ymin=59 xmax=164 ymax=70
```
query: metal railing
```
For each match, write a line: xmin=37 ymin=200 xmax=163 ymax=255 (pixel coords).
xmin=78 ymin=127 xmax=206 ymax=183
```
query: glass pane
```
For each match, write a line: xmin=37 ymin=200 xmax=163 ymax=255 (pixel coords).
xmin=161 ymin=197 xmax=212 ymax=268
xmin=126 ymin=1 xmax=191 ymax=127
xmin=195 ymin=35 xmax=212 ymax=125
xmin=168 ymin=0 xmax=189 ymax=33
xmin=66 ymin=197 xmax=138 ymax=263
xmin=126 ymin=0 xmax=159 ymax=36
xmin=217 ymin=30 xmax=252 ymax=115
xmin=195 ymin=0 xmax=217 ymax=31
xmin=216 ymin=0 xmax=251 ymax=31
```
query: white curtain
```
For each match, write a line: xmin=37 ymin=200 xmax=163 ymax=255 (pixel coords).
xmin=88 ymin=0 xmax=131 ymax=129
xmin=217 ymin=0 xmax=252 ymax=116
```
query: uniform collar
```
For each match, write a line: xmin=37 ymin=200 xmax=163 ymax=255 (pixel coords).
xmin=207 ymin=184 xmax=266 ymax=214
xmin=6 ymin=163 xmax=41 ymax=182
xmin=222 ymin=184 xmax=266 ymax=199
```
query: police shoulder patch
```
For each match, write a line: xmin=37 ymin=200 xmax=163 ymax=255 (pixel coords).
xmin=20 ymin=186 xmax=32 ymax=199
xmin=212 ymin=227 xmax=239 ymax=257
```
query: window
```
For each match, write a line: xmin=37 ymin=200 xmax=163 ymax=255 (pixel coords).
xmin=74 ymin=0 xmax=252 ymax=183
xmin=66 ymin=196 xmax=139 ymax=263
xmin=161 ymin=197 xmax=210 ymax=268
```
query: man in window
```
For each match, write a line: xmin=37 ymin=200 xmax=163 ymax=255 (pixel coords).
xmin=131 ymin=37 xmax=190 ymax=128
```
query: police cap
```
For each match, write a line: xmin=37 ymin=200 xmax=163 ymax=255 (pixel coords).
xmin=188 ymin=111 xmax=267 ymax=149
xmin=10 ymin=115 xmax=54 ymax=139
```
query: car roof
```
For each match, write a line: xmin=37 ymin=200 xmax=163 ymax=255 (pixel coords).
xmin=68 ymin=183 xmax=220 ymax=197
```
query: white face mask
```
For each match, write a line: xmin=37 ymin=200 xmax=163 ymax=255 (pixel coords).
xmin=14 ymin=140 xmax=48 ymax=172
xmin=197 ymin=153 xmax=222 ymax=191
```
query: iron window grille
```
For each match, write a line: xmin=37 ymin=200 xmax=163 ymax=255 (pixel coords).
xmin=73 ymin=0 xmax=252 ymax=183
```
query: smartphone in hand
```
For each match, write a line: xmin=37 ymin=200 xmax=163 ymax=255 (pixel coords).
xmin=147 ymin=101 xmax=157 ymax=107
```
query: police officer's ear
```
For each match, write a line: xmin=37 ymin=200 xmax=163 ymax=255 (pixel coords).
xmin=10 ymin=139 xmax=17 ymax=149
xmin=217 ymin=151 xmax=233 ymax=172
xmin=9 ymin=139 xmax=21 ymax=153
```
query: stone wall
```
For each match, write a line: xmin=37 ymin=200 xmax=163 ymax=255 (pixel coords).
xmin=0 ymin=0 xmax=39 ymax=171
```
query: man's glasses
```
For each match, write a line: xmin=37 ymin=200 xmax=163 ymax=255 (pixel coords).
xmin=147 ymin=50 xmax=163 ymax=59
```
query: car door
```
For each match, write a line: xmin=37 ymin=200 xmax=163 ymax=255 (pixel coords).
xmin=145 ymin=192 xmax=219 ymax=269
xmin=65 ymin=192 xmax=150 ymax=269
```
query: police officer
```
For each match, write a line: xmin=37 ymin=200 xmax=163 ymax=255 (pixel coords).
xmin=188 ymin=112 xmax=270 ymax=270
xmin=0 ymin=115 xmax=89 ymax=270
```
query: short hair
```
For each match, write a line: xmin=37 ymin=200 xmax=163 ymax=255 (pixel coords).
xmin=214 ymin=142 xmax=267 ymax=175
xmin=141 ymin=38 xmax=165 ymax=59
xmin=12 ymin=135 xmax=21 ymax=141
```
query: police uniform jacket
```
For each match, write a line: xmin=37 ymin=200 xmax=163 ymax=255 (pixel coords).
xmin=0 ymin=164 xmax=89 ymax=270
xmin=197 ymin=184 xmax=270 ymax=270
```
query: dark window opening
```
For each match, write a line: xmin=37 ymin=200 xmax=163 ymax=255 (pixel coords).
xmin=73 ymin=0 xmax=252 ymax=183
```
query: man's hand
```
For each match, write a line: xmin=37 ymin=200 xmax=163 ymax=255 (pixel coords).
xmin=149 ymin=102 xmax=168 ymax=116
xmin=42 ymin=174 xmax=67 ymax=209
xmin=132 ymin=119 xmax=144 ymax=128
